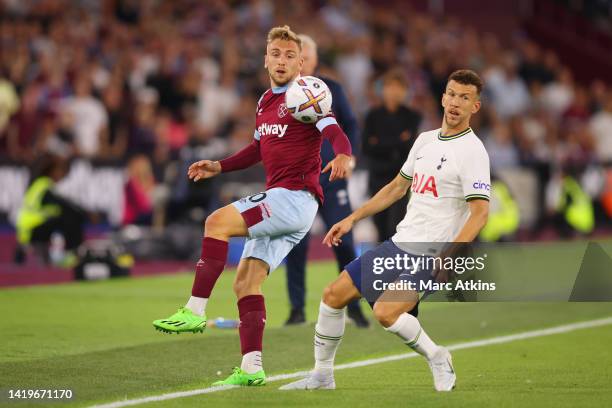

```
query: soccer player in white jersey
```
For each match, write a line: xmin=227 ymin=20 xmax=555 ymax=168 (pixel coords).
xmin=281 ymin=70 xmax=490 ymax=392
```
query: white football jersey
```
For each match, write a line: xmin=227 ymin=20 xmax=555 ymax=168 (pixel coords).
xmin=392 ymin=127 xmax=490 ymax=250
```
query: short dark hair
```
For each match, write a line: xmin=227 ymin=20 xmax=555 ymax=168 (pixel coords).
xmin=447 ymin=69 xmax=483 ymax=95
xmin=382 ymin=68 xmax=408 ymax=88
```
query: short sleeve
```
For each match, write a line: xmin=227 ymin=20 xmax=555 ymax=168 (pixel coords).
xmin=254 ymin=129 xmax=261 ymax=141
xmin=399 ymin=132 xmax=426 ymax=181
xmin=461 ymin=143 xmax=491 ymax=201
xmin=399 ymin=147 xmax=415 ymax=181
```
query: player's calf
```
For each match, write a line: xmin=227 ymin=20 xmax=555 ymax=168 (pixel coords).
xmin=232 ymin=258 xmax=268 ymax=298
xmin=372 ymin=299 xmax=418 ymax=328
xmin=385 ymin=312 xmax=440 ymax=359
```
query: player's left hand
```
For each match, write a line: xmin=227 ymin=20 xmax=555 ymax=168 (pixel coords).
xmin=187 ymin=160 xmax=221 ymax=181
xmin=322 ymin=154 xmax=351 ymax=181
xmin=323 ymin=216 xmax=354 ymax=247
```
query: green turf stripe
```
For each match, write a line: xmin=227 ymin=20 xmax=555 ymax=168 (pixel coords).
xmin=465 ymin=194 xmax=490 ymax=201
xmin=315 ymin=330 xmax=343 ymax=341
xmin=399 ymin=170 xmax=413 ymax=180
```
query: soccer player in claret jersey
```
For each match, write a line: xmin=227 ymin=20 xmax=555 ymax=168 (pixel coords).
xmin=152 ymin=25 xmax=352 ymax=387
xmin=281 ymin=70 xmax=490 ymax=392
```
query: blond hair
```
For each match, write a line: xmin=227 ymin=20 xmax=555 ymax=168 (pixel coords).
xmin=267 ymin=25 xmax=302 ymax=50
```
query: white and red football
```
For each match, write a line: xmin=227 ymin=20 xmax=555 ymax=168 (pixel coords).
xmin=285 ymin=76 xmax=333 ymax=123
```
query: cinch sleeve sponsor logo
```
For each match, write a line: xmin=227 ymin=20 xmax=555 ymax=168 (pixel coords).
xmin=472 ymin=181 xmax=491 ymax=191
xmin=256 ymin=123 xmax=289 ymax=138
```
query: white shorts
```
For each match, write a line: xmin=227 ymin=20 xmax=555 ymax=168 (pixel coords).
xmin=231 ymin=187 xmax=319 ymax=272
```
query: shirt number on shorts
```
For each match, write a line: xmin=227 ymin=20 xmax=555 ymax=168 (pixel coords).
xmin=248 ymin=192 xmax=267 ymax=203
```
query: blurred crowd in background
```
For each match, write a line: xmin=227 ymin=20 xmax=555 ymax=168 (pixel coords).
xmin=1 ymin=0 xmax=612 ymax=241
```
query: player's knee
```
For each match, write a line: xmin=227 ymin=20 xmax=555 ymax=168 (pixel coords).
xmin=322 ymin=284 xmax=345 ymax=309
xmin=204 ymin=209 xmax=235 ymax=239
xmin=372 ymin=302 xmax=401 ymax=328
xmin=204 ymin=210 xmax=226 ymax=236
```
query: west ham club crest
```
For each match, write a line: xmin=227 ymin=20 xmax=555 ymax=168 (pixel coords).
xmin=278 ymin=103 xmax=289 ymax=118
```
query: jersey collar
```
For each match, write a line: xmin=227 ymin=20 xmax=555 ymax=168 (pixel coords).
xmin=438 ymin=127 xmax=472 ymax=141
xmin=272 ymin=84 xmax=288 ymax=94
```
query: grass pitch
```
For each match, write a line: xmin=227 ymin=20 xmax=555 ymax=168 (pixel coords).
xmin=1 ymin=257 xmax=612 ymax=407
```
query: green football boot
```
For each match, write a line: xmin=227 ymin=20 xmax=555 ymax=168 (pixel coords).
xmin=213 ymin=367 xmax=266 ymax=386
xmin=152 ymin=307 xmax=206 ymax=334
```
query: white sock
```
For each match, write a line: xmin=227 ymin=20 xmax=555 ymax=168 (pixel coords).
xmin=240 ymin=351 xmax=263 ymax=374
xmin=185 ymin=296 xmax=208 ymax=316
xmin=313 ymin=301 xmax=345 ymax=376
xmin=385 ymin=313 xmax=440 ymax=360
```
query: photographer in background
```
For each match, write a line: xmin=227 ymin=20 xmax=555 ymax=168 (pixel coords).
xmin=14 ymin=154 xmax=87 ymax=267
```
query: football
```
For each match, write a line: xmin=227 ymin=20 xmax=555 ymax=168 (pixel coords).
xmin=285 ymin=76 xmax=333 ymax=123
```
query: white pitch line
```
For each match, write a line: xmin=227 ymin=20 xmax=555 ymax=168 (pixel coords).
xmin=90 ymin=316 xmax=612 ymax=408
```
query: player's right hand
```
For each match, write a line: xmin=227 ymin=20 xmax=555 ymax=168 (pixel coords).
xmin=323 ymin=217 xmax=354 ymax=247
xmin=187 ymin=160 xmax=221 ymax=181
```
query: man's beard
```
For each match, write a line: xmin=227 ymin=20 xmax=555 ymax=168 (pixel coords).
xmin=269 ymin=70 xmax=293 ymax=87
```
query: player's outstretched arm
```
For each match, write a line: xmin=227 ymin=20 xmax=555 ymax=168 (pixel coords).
xmin=188 ymin=140 xmax=262 ymax=182
xmin=323 ymin=173 xmax=411 ymax=247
